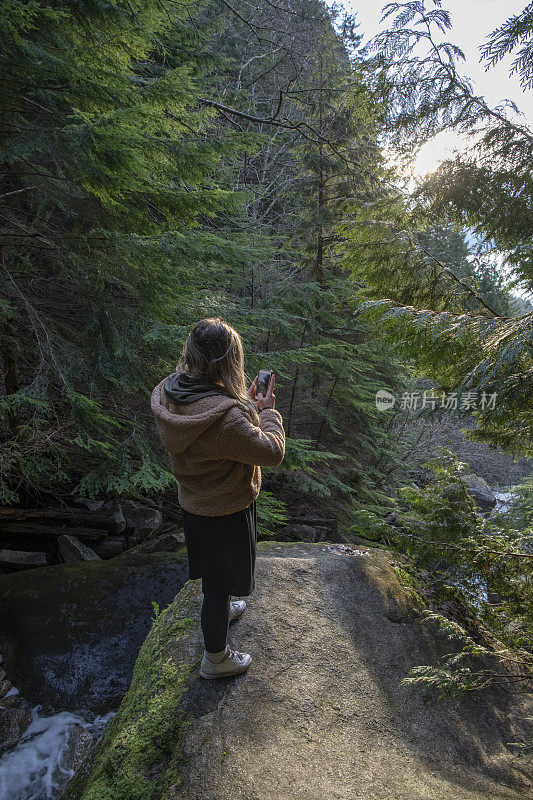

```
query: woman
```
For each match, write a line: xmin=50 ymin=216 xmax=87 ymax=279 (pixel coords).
xmin=151 ymin=317 xmax=285 ymax=679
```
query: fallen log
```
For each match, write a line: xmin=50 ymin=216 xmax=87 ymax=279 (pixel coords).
xmin=114 ymin=532 xmax=185 ymax=560
xmin=0 ymin=507 xmax=125 ymax=534
xmin=0 ymin=522 xmax=108 ymax=541
xmin=0 ymin=550 xmax=48 ymax=570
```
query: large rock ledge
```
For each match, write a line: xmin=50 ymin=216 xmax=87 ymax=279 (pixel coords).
xmin=59 ymin=542 xmax=532 ymax=800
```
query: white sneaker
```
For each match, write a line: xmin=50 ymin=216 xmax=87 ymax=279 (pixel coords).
xmin=199 ymin=645 xmax=252 ymax=679
xmin=229 ymin=600 xmax=246 ymax=622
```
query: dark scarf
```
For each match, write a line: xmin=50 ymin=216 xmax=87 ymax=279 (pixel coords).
xmin=163 ymin=371 xmax=232 ymax=404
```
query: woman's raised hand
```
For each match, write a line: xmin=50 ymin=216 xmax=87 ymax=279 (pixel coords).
xmin=257 ymin=372 xmax=275 ymax=410
xmin=247 ymin=373 xmax=276 ymax=409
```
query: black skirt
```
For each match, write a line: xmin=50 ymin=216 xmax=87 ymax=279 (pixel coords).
xmin=181 ymin=501 xmax=257 ymax=596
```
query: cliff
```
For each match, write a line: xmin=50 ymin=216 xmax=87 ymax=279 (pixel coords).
xmin=60 ymin=542 xmax=532 ymax=800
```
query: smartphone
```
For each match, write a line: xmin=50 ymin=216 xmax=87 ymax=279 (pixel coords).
xmin=257 ymin=369 xmax=273 ymax=397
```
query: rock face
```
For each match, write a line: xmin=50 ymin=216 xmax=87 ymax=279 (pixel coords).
xmin=0 ymin=707 xmax=32 ymax=753
xmin=59 ymin=542 xmax=532 ymax=800
xmin=57 ymin=535 xmax=100 ymax=563
xmin=52 ymin=724 xmax=95 ymax=793
xmin=0 ymin=548 xmax=189 ymax=714
xmin=461 ymin=473 xmax=497 ymax=510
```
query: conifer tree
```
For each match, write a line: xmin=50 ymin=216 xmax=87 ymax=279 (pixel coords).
xmin=340 ymin=1 xmax=533 ymax=458
xmin=0 ymin=0 xmax=243 ymax=503
xmin=1 ymin=0 xmax=410 ymax=530
xmin=188 ymin=0 xmax=408 ymax=522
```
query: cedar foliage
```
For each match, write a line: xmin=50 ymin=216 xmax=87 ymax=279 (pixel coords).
xmin=0 ymin=0 xmax=247 ymax=504
xmin=339 ymin=1 xmax=533 ymax=458
xmin=0 ymin=0 xmax=405 ymax=526
xmin=352 ymin=450 xmax=532 ymax=702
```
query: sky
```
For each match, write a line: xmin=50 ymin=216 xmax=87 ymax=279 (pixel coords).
xmin=335 ymin=1 xmax=532 ymax=301
xmin=342 ymin=0 xmax=532 ymax=177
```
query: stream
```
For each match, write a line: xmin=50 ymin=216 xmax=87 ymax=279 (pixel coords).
xmin=492 ymin=488 xmax=519 ymax=514
xmin=0 ymin=705 xmax=115 ymax=800
xmin=0 ymin=545 xmax=191 ymax=800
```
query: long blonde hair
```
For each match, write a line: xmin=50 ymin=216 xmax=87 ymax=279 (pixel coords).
xmin=176 ymin=318 xmax=259 ymax=422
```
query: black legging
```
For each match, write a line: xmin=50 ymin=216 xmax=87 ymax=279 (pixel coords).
xmin=201 ymin=592 xmax=230 ymax=653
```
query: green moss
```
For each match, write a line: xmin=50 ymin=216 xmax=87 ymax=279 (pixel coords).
xmin=257 ymin=540 xmax=348 ymax=550
xmin=257 ymin=539 xmax=308 ymax=549
xmin=60 ymin=580 xmax=202 ymax=800
xmin=392 ymin=565 xmax=424 ymax=605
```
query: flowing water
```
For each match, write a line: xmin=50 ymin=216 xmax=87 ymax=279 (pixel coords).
xmin=0 ymin=705 xmax=115 ymax=800
xmin=492 ymin=488 xmax=519 ymax=514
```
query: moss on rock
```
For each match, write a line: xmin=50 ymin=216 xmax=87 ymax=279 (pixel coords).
xmin=60 ymin=579 xmax=203 ymax=800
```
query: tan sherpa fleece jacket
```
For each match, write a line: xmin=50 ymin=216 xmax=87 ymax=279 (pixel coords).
xmin=151 ymin=378 xmax=285 ymax=516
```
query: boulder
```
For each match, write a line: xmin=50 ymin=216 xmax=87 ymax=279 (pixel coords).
xmin=0 ymin=707 xmax=32 ymax=753
xmin=0 ymin=687 xmax=20 ymax=709
xmin=51 ymin=724 xmax=94 ymax=795
xmin=274 ymin=517 xmax=344 ymax=543
xmin=279 ymin=523 xmax=322 ymax=542
xmin=71 ymin=498 xmax=111 ymax=513
xmin=0 ymin=549 xmax=48 ymax=570
xmin=0 ymin=548 xmax=189 ymax=714
xmin=58 ymin=535 xmax=100 ymax=563
xmin=461 ymin=473 xmax=497 ymax=510
xmin=70 ymin=499 xmax=126 ymax=533
xmin=91 ymin=537 xmax=125 ymax=558
xmin=60 ymin=543 xmax=532 ymax=800
xmin=121 ymin=500 xmax=162 ymax=541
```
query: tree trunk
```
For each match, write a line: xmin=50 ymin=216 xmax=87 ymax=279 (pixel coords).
xmin=0 ymin=248 xmax=21 ymax=441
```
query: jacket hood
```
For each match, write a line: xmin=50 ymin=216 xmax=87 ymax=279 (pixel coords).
xmin=163 ymin=371 xmax=232 ymax=404
xmin=151 ymin=377 xmax=240 ymax=455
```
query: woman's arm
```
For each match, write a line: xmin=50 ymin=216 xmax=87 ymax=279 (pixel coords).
xmin=215 ymin=406 xmax=285 ymax=467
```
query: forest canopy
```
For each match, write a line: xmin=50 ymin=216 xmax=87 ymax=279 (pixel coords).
xmin=0 ymin=0 xmax=531 ymax=514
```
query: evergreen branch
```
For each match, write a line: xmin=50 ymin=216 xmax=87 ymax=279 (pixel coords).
xmin=393 ymin=522 xmax=533 ymax=559
xmin=197 ymin=99 xmax=376 ymax=166
xmin=415 ymin=241 xmax=508 ymax=319
xmin=0 ymin=187 xmax=36 ymax=201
